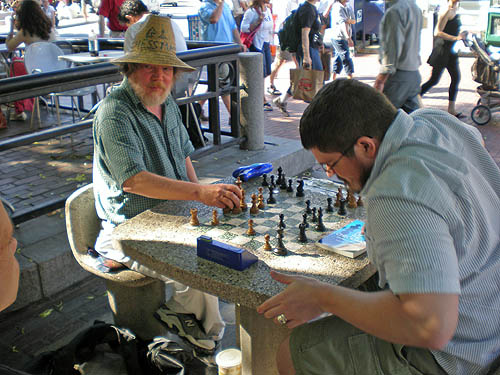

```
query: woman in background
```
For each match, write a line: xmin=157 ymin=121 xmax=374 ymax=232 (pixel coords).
xmin=421 ymin=0 xmax=467 ymax=117
xmin=241 ymin=0 xmax=274 ymax=111
xmin=6 ymin=0 xmax=56 ymax=121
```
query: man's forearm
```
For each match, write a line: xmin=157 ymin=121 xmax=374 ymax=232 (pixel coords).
xmin=301 ymin=27 xmax=311 ymax=60
xmin=319 ymin=285 xmax=458 ymax=350
xmin=123 ymin=170 xmax=202 ymax=202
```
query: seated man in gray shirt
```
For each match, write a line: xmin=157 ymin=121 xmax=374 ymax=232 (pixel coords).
xmin=92 ymin=15 xmax=241 ymax=353
xmin=258 ymin=79 xmax=500 ymax=375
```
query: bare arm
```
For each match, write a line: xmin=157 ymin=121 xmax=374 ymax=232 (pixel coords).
xmin=258 ymin=271 xmax=459 ymax=350
xmin=301 ymin=27 xmax=311 ymax=67
xmin=98 ymin=14 xmax=106 ymax=37
xmin=209 ymin=0 xmax=225 ymax=24
xmin=435 ymin=9 xmax=465 ymax=41
xmin=122 ymin=170 xmax=241 ymax=209
xmin=6 ymin=29 xmax=25 ymax=51
xmin=185 ymin=156 xmax=198 ymax=183
xmin=0 ymin=203 xmax=19 ymax=312
xmin=232 ymin=28 xmax=247 ymax=51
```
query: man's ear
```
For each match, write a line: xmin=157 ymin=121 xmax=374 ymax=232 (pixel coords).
xmin=356 ymin=136 xmax=379 ymax=161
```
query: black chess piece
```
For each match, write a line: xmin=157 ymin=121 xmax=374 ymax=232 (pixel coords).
xmin=276 ymin=166 xmax=283 ymax=185
xmin=316 ymin=207 xmax=326 ymax=232
xmin=273 ymin=228 xmax=288 ymax=256
xmin=278 ymin=213 xmax=286 ymax=229
xmin=270 ymin=175 xmax=276 ymax=189
xmin=311 ymin=207 xmax=317 ymax=222
xmin=286 ymin=179 xmax=293 ymax=192
xmin=338 ymin=198 xmax=347 ymax=216
xmin=305 ymin=200 xmax=312 ymax=214
xmin=302 ymin=213 xmax=309 ymax=228
xmin=296 ymin=179 xmax=305 ymax=197
xmin=267 ymin=185 xmax=276 ymax=204
xmin=280 ymin=173 xmax=288 ymax=190
xmin=326 ymin=197 xmax=334 ymax=213
xmin=298 ymin=223 xmax=308 ymax=243
xmin=262 ymin=173 xmax=269 ymax=187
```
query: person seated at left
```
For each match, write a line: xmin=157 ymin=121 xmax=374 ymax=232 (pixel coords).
xmin=92 ymin=15 xmax=242 ymax=353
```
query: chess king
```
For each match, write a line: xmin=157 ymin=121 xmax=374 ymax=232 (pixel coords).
xmin=91 ymin=15 xmax=242 ymax=352
xmin=258 ymin=79 xmax=500 ymax=375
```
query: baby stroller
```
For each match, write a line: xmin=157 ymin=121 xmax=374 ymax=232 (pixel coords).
xmin=469 ymin=34 xmax=500 ymax=125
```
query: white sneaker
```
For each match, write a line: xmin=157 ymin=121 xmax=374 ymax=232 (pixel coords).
xmin=273 ymin=97 xmax=290 ymax=117
xmin=10 ymin=111 xmax=27 ymax=121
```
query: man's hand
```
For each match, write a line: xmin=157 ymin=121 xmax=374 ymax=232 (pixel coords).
xmin=348 ymin=38 xmax=354 ymax=48
xmin=257 ymin=270 xmax=327 ymax=328
xmin=374 ymin=73 xmax=389 ymax=92
xmin=303 ymin=56 xmax=312 ymax=69
xmin=198 ymin=183 xmax=242 ymax=209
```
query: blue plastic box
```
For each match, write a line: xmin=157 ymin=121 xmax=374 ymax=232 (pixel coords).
xmin=197 ymin=235 xmax=258 ymax=271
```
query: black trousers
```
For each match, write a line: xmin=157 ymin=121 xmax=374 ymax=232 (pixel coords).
xmin=421 ymin=54 xmax=461 ymax=102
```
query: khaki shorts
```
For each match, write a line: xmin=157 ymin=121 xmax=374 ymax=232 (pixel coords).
xmin=278 ymin=47 xmax=293 ymax=62
xmin=290 ymin=315 xmax=447 ymax=375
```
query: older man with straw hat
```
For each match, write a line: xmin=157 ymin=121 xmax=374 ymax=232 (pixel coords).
xmin=92 ymin=15 xmax=242 ymax=353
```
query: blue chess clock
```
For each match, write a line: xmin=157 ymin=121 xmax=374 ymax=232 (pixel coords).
xmin=197 ymin=235 xmax=258 ymax=271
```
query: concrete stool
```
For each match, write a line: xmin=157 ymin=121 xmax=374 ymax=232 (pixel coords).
xmin=65 ymin=184 xmax=167 ymax=340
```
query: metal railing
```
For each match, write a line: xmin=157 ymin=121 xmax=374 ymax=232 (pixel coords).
xmin=0 ymin=41 xmax=242 ymax=223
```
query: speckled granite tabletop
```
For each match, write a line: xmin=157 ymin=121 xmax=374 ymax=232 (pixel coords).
xmin=113 ymin=177 xmax=376 ymax=309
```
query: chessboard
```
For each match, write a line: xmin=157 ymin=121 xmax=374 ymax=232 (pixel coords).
xmin=182 ymin=176 xmax=365 ymax=257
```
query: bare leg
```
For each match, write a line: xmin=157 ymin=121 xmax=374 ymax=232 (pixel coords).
xmin=269 ymin=58 xmax=285 ymax=87
xmin=277 ymin=336 xmax=295 ymax=375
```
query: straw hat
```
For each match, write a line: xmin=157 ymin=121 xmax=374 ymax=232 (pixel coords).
xmin=113 ymin=15 xmax=195 ymax=72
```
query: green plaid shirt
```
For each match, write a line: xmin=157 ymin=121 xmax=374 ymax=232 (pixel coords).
xmin=93 ymin=78 xmax=195 ymax=225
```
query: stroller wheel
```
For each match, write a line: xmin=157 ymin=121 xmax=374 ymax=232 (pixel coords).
xmin=471 ymin=105 xmax=491 ymax=126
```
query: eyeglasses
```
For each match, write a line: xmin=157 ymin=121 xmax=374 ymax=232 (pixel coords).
xmin=319 ymin=141 xmax=356 ymax=174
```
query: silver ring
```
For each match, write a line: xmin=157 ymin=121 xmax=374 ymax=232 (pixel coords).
xmin=277 ymin=313 xmax=288 ymax=326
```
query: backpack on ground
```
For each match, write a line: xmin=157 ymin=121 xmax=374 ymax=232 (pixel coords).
xmin=278 ymin=8 xmax=301 ymax=53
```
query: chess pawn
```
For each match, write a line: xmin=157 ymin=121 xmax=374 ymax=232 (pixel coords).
xmin=270 ymin=175 xmax=276 ymax=189
xmin=298 ymin=223 xmax=307 ymax=243
xmin=240 ymin=189 xmax=248 ymax=211
xmin=258 ymin=187 xmax=263 ymax=195
xmin=357 ymin=196 xmax=364 ymax=206
xmin=211 ymin=210 xmax=219 ymax=226
xmin=258 ymin=194 xmax=265 ymax=209
xmin=280 ymin=173 xmax=288 ymax=190
xmin=286 ymin=179 xmax=293 ymax=193
xmin=305 ymin=199 xmax=312 ymax=214
xmin=276 ymin=166 xmax=283 ymax=185
xmin=223 ymin=207 xmax=231 ymax=215
xmin=337 ymin=199 xmax=347 ymax=216
xmin=262 ymin=174 xmax=269 ymax=187
xmin=250 ymin=193 xmax=259 ymax=215
xmin=311 ymin=207 xmax=317 ymax=223
xmin=347 ymin=191 xmax=357 ymax=209
xmin=263 ymin=234 xmax=272 ymax=251
xmin=247 ymin=219 xmax=256 ymax=236
xmin=190 ymin=208 xmax=200 ymax=226
xmin=326 ymin=197 xmax=334 ymax=213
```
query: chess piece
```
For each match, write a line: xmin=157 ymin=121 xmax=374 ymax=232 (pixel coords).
xmin=247 ymin=219 xmax=256 ymax=235
xmin=347 ymin=190 xmax=357 ymax=208
xmin=232 ymin=202 xmax=242 ymax=214
xmin=211 ymin=209 xmax=219 ymax=226
xmin=357 ymin=196 xmax=364 ymax=206
xmin=305 ymin=200 xmax=312 ymax=214
xmin=316 ymin=207 xmax=326 ymax=232
xmin=270 ymin=175 xmax=276 ymax=189
xmin=273 ymin=228 xmax=288 ymax=256
xmin=223 ymin=207 xmax=231 ymax=215
xmin=240 ymin=189 xmax=248 ymax=211
xmin=250 ymin=193 xmax=259 ymax=215
xmin=302 ymin=213 xmax=309 ymax=228
xmin=296 ymin=179 xmax=305 ymax=197
xmin=258 ymin=187 xmax=263 ymax=195
xmin=298 ymin=223 xmax=308 ymax=243
xmin=278 ymin=213 xmax=286 ymax=229
xmin=262 ymin=174 xmax=269 ymax=187
xmin=267 ymin=185 xmax=276 ymax=204
xmin=190 ymin=208 xmax=200 ymax=226
xmin=311 ymin=207 xmax=317 ymax=223
xmin=280 ymin=173 xmax=288 ymax=190
xmin=258 ymin=194 xmax=265 ymax=209
xmin=335 ymin=187 xmax=342 ymax=207
xmin=263 ymin=234 xmax=272 ymax=251
xmin=326 ymin=197 xmax=334 ymax=213
xmin=286 ymin=179 xmax=293 ymax=192
xmin=235 ymin=176 xmax=242 ymax=190
xmin=338 ymin=199 xmax=347 ymax=216
xmin=277 ymin=166 xmax=283 ymax=185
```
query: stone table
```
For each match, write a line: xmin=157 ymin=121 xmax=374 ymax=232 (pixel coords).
xmin=113 ymin=177 xmax=375 ymax=375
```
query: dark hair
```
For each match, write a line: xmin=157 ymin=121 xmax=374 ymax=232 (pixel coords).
xmin=15 ymin=0 xmax=52 ymax=40
xmin=299 ymin=79 xmax=397 ymax=154
xmin=118 ymin=0 xmax=148 ymax=24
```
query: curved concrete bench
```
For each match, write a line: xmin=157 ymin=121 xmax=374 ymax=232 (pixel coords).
xmin=65 ymin=183 xmax=167 ymax=340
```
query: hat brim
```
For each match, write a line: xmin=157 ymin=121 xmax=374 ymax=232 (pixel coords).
xmin=113 ymin=51 xmax=196 ymax=72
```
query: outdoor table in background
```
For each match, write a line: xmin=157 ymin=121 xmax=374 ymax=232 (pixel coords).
xmin=113 ymin=176 xmax=376 ymax=375
xmin=58 ymin=50 xmax=124 ymax=65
